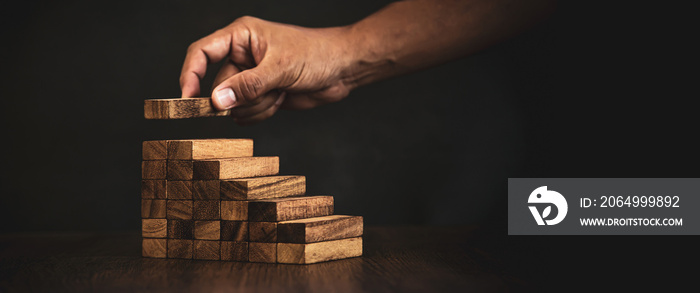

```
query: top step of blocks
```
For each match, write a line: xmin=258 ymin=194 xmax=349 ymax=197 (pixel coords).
xmin=143 ymin=139 xmax=254 ymax=160
xmin=145 ymin=97 xmax=229 ymax=119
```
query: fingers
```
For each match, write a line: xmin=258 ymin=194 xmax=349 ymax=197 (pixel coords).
xmin=233 ymin=92 xmax=286 ymax=125
xmin=211 ymin=61 xmax=243 ymax=110
xmin=180 ymin=29 xmax=244 ymax=98
xmin=211 ymin=62 xmax=284 ymax=110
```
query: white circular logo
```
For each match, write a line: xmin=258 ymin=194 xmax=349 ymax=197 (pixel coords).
xmin=528 ymin=186 xmax=568 ymax=225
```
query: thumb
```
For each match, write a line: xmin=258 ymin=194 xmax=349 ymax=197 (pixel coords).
xmin=211 ymin=63 xmax=283 ymax=110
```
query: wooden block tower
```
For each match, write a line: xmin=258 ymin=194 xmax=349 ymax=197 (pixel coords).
xmin=141 ymin=138 xmax=363 ymax=263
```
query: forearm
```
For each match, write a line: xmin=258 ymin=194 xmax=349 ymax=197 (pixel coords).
xmin=339 ymin=0 xmax=556 ymax=88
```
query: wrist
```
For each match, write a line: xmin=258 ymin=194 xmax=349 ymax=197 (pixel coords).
xmin=332 ymin=23 xmax=397 ymax=90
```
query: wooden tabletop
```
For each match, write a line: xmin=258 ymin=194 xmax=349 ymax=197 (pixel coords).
xmin=0 ymin=226 xmax=527 ymax=292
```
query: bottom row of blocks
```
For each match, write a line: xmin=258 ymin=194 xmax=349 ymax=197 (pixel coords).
xmin=142 ymin=237 xmax=362 ymax=264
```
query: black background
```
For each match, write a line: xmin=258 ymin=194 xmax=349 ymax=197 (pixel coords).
xmin=0 ymin=1 xmax=698 ymax=290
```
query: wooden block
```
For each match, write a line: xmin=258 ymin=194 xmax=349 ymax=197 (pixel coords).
xmin=142 ymin=219 xmax=167 ymax=238
xmin=167 ymin=219 xmax=194 ymax=239
xmin=277 ymin=215 xmax=363 ymax=243
xmin=141 ymin=199 xmax=166 ymax=218
xmin=193 ymin=157 xmax=279 ymax=180
xmin=142 ymin=160 xmax=166 ymax=179
xmin=194 ymin=240 xmax=220 ymax=260
xmin=167 ymin=160 xmax=193 ymax=180
xmin=193 ymin=200 xmax=220 ymax=220
xmin=221 ymin=221 xmax=248 ymax=242
xmin=277 ymin=237 xmax=362 ymax=264
xmin=166 ymin=180 xmax=192 ymax=199
xmin=220 ymin=176 xmax=306 ymax=200
xmin=248 ymin=222 xmax=277 ymax=242
xmin=166 ymin=200 xmax=193 ymax=220
xmin=248 ymin=196 xmax=334 ymax=222
xmin=142 ymin=238 xmax=167 ymax=258
xmin=167 ymin=139 xmax=253 ymax=160
xmin=192 ymin=180 xmax=220 ymax=200
xmin=144 ymin=97 xmax=231 ymax=119
xmin=141 ymin=180 xmax=166 ymax=199
xmin=167 ymin=239 xmax=193 ymax=259
xmin=194 ymin=220 xmax=220 ymax=240
xmin=220 ymin=200 xmax=248 ymax=221
xmin=221 ymin=241 xmax=248 ymax=261
xmin=142 ymin=140 xmax=167 ymax=160
xmin=249 ymin=242 xmax=276 ymax=263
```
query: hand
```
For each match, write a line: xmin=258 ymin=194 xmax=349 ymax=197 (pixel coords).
xmin=180 ymin=16 xmax=354 ymax=125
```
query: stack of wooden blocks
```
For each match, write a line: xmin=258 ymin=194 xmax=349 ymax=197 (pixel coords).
xmin=141 ymin=138 xmax=363 ymax=264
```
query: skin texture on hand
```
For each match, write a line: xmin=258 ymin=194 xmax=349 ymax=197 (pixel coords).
xmin=180 ymin=0 xmax=556 ymax=125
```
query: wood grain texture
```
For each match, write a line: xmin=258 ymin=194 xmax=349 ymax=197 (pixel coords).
xmin=142 ymin=219 xmax=167 ymax=238
xmin=194 ymin=240 xmax=220 ymax=260
xmin=192 ymin=180 xmax=220 ymax=200
xmin=167 ymin=219 xmax=194 ymax=239
xmin=278 ymin=215 xmax=363 ymax=243
xmin=220 ymin=241 xmax=248 ymax=261
xmin=221 ymin=221 xmax=248 ymax=242
xmin=220 ymin=201 xmax=248 ymax=221
xmin=277 ymin=237 xmax=362 ymax=264
xmin=141 ymin=199 xmax=166 ymax=219
xmin=166 ymin=200 xmax=193 ymax=220
xmin=141 ymin=180 xmax=166 ymax=199
xmin=144 ymin=98 xmax=231 ymax=119
xmin=248 ymin=196 xmax=334 ymax=222
xmin=194 ymin=221 xmax=220 ymax=240
xmin=193 ymin=157 xmax=279 ymax=180
xmin=167 ymin=239 xmax=193 ymax=259
xmin=167 ymin=139 xmax=253 ymax=160
xmin=142 ymin=140 xmax=167 ymax=160
xmin=167 ymin=160 xmax=193 ymax=180
xmin=193 ymin=200 xmax=220 ymax=220
xmin=142 ymin=238 xmax=166 ymax=258
xmin=249 ymin=242 xmax=276 ymax=263
xmin=166 ymin=181 xmax=192 ymax=199
xmin=248 ymin=222 xmax=277 ymax=242
xmin=141 ymin=160 xmax=166 ymax=179
xmin=220 ymin=176 xmax=306 ymax=200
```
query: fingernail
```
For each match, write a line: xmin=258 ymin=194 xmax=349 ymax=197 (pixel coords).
xmin=214 ymin=88 xmax=236 ymax=109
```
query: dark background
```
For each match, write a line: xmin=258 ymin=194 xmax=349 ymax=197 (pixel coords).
xmin=1 ymin=0 xmax=698 ymax=290
xmin=0 ymin=1 xmax=698 ymax=232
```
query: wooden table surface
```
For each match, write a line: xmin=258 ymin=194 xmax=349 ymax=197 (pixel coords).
xmin=0 ymin=226 xmax=529 ymax=292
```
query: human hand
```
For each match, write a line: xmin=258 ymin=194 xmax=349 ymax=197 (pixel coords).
xmin=180 ymin=16 xmax=355 ymax=125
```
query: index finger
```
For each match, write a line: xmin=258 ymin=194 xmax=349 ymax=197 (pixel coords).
xmin=179 ymin=29 xmax=235 ymax=98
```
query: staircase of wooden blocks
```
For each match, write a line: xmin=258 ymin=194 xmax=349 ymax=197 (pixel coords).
xmin=141 ymin=139 xmax=363 ymax=264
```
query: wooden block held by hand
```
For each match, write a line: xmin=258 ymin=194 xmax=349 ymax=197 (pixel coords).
xmin=248 ymin=222 xmax=277 ymax=242
xmin=277 ymin=237 xmax=362 ymax=264
xmin=142 ymin=238 xmax=167 ymax=258
xmin=142 ymin=160 xmax=166 ymax=179
xmin=277 ymin=215 xmax=363 ymax=243
xmin=249 ymin=242 xmax=276 ymax=263
xmin=167 ymin=139 xmax=253 ymax=160
xmin=142 ymin=219 xmax=167 ymax=238
xmin=142 ymin=180 xmax=166 ymax=199
xmin=143 ymin=140 xmax=167 ymax=160
xmin=194 ymin=220 xmax=221 ymax=240
xmin=221 ymin=241 xmax=248 ymax=261
xmin=193 ymin=157 xmax=279 ymax=180
xmin=248 ymin=196 xmax=334 ymax=222
xmin=144 ymin=97 xmax=231 ymax=119
xmin=167 ymin=239 xmax=193 ymax=259
xmin=141 ymin=199 xmax=166 ymax=218
xmin=221 ymin=176 xmax=306 ymax=200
